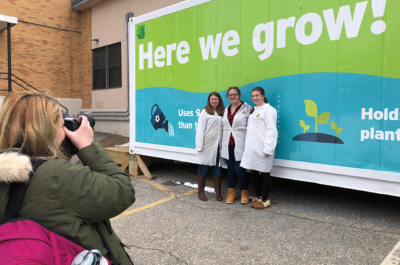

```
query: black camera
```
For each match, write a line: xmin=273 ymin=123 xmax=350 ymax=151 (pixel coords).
xmin=61 ymin=111 xmax=95 ymax=156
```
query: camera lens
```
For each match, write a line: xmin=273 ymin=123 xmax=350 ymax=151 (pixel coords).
xmin=80 ymin=112 xmax=96 ymax=128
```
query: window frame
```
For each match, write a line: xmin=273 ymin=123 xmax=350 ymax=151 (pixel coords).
xmin=92 ymin=42 xmax=122 ymax=90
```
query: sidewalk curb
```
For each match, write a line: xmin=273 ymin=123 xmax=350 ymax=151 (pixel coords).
xmin=380 ymin=241 xmax=400 ymax=265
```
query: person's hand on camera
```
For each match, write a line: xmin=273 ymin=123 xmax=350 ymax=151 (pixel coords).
xmin=63 ymin=116 xmax=94 ymax=150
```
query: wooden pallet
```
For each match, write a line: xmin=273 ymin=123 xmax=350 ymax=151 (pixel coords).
xmin=105 ymin=146 xmax=156 ymax=180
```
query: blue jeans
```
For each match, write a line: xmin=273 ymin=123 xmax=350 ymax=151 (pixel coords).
xmin=197 ymin=149 xmax=221 ymax=176
xmin=226 ymin=145 xmax=248 ymax=190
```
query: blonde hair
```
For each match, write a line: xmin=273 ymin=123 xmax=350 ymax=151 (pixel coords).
xmin=0 ymin=91 xmax=65 ymax=160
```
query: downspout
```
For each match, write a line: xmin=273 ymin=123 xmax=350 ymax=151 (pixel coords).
xmin=7 ymin=23 xmax=12 ymax=92
xmin=89 ymin=12 xmax=133 ymax=121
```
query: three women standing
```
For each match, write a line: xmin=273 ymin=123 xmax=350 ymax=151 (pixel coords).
xmin=195 ymin=86 xmax=278 ymax=209
xmin=195 ymin=92 xmax=225 ymax=201
xmin=221 ymin=87 xmax=251 ymax=204
xmin=241 ymin=87 xmax=278 ymax=210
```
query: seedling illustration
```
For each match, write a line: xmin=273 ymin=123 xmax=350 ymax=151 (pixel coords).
xmin=304 ymin=99 xmax=331 ymax=133
xmin=292 ymin=99 xmax=344 ymax=144
xmin=299 ymin=120 xmax=310 ymax=133
xmin=330 ymin=122 xmax=343 ymax=137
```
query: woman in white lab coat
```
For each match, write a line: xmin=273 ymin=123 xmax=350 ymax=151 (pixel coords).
xmin=241 ymin=87 xmax=278 ymax=210
xmin=195 ymin=92 xmax=225 ymax=201
xmin=221 ymin=87 xmax=251 ymax=204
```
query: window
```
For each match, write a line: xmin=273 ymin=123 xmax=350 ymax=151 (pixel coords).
xmin=93 ymin=42 xmax=121 ymax=89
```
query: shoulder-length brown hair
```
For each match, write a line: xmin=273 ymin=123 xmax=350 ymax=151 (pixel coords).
xmin=204 ymin=92 xmax=224 ymax=116
xmin=250 ymin=87 xmax=268 ymax=114
xmin=0 ymin=91 xmax=66 ymax=160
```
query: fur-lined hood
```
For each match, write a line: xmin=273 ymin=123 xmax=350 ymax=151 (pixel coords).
xmin=0 ymin=152 xmax=32 ymax=183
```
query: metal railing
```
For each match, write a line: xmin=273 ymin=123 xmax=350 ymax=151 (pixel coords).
xmin=0 ymin=72 xmax=40 ymax=92
xmin=0 ymin=72 xmax=69 ymax=113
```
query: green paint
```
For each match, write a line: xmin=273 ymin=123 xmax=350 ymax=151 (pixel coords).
xmin=137 ymin=24 xmax=145 ymax=40
xmin=299 ymin=119 xmax=310 ymax=134
xmin=330 ymin=121 xmax=343 ymax=137
xmin=135 ymin=0 xmax=400 ymax=92
xmin=304 ymin=100 xmax=331 ymax=133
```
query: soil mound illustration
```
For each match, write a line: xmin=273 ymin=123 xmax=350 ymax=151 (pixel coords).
xmin=293 ymin=99 xmax=344 ymax=144
xmin=292 ymin=133 xmax=344 ymax=144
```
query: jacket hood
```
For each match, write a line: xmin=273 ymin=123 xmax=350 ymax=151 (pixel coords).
xmin=0 ymin=152 xmax=32 ymax=183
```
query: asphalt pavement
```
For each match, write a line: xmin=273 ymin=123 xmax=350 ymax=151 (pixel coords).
xmin=81 ymin=132 xmax=400 ymax=265
xmin=109 ymin=161 xmax=400 ymax=265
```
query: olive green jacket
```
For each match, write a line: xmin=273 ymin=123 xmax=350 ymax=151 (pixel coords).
xmin=0 ymin=143 xmax=135 ymax=264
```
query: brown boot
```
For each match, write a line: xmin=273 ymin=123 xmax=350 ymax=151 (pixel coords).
xmin=250 ymin=197 xmax=261 ymax=208
xmin=213 ymin=175 xmax=223 ymax=201
xmin=197 ymin=175 xmax=208 ymax=201
xmin=226 ymin=188 xmax=235 ymax=204
xmin=254 ymin=200 xmax=271 ymax=210
xmin=241 ymin=190 xmax=249 ymax=204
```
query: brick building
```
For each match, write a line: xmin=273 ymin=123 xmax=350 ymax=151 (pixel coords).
xmin=0 ymin=0 xmax=92 ymax=109
xmin=1 ymin=0 xmax=183 ymax=135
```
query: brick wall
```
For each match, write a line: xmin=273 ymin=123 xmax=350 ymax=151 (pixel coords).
xmin=0 ymin=0 xmax=92 ymax=108
xmin=80 ymin=9 xmax=92 ymax=109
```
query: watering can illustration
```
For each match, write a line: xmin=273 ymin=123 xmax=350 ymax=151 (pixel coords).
xmin=150 ymin=104 xmax=169 ymax=132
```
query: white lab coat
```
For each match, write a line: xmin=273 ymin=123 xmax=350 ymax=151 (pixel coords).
xmin=240 ymin=103 xmax=278 ymax=173
xmin=220 ymin=103 xmax=251 ymax=161
xmin=195 ymin=109 xmax=223 ymax=166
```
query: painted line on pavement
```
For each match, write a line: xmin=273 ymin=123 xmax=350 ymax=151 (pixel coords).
xmin=112 ymin=196 xmax=175 ymax=220
xmin=380 ymin=241 xmax=400 ymax=265
xmin=182 ymin=189 xmax=198 ymax=196
xmin=143 ymin=179 xmax=176 ymax=197
xmin=112 ymin=177 xmax=198 ymax=220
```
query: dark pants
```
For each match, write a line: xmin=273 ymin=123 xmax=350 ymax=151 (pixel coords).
xmin=226 ymin=145 xmax=248 ymax=190
xmin=197 ymin=149 xmax=221 ymax=176
xmin=251 ymin=170 xmax=272 ymax=201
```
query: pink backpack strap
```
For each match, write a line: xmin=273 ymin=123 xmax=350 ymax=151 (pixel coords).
xmin=50 ymin=232 xmax=61 ymax=265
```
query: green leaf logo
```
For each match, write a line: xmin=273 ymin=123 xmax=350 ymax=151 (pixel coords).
xmin=295 ymin=99 xmax=345 ymax=144
xmin=299 ymin=119 xmax=310 ymax=133
xmin=318 ymin=112 xmax=331 ymax=124
xmin=330 ymin=121 xmax=343 ymax=137
xmin=304 ymin=99 xmax=331 ymax=133
xmin=304 ymin=100 xmax=318 ymax=118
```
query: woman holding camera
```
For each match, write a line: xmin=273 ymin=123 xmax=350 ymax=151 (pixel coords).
xmin=0 ymin=91 xmax=135 ymax=264
xmin=221 ymin=87 xmax=251 ymax=204
xmin=241 ymin=87 xmax=278 ymax=210
xmin=195 ymin=92 xmax=224 ymax=201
